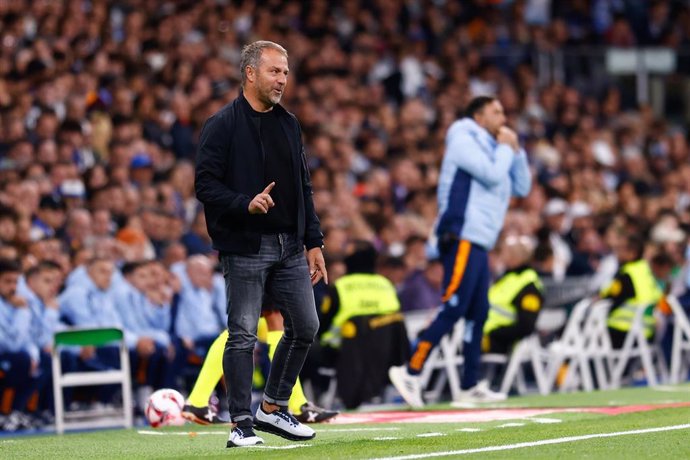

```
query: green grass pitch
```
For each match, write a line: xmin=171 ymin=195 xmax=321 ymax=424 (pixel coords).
xmin=2 ymin=384 xmax=690 ymax=459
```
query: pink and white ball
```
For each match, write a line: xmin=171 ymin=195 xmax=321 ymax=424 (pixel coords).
xmin=144 ymin=389 xmax=186 ymax=428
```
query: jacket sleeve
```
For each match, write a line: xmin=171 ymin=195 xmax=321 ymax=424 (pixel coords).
xmin=298 ymin=129 xmax=324 ymax=250
xmin=447 ymin=132 xmax=514 ymax=188
xmin=510 ymin=148 xmax=532 ymax=197
xmin=0 ymin=305 xmax=36 ymax=360
xmin=194 ymin=112 xmax=252 ymax=216
xmin=601 ymin=273 xmax=635 ymax=311
xmin=487 ymin=283 xmax=542 ymax=345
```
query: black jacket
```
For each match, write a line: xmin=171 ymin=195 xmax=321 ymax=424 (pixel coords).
xmin=194 ymin=92 xmax=323 ymax=254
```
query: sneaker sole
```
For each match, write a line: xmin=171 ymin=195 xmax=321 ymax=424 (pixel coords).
xmin=226 ymin=440 xmax=264 ymax=448
xmin=254 ymin=420 xmax=316 ymax=441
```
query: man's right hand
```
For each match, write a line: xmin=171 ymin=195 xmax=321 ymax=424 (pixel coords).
xmin=248 ymin=182 xmax=276 ymax=214
xmin=497 ymin=126 xmax=519 ymax=152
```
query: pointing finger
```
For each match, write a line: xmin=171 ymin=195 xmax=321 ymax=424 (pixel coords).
xmin=263 ymin=182 xmax=276 ymax=194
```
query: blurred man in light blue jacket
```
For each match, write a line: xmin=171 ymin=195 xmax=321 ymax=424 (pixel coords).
xmin=0 ymin=259 xmax=38 ymax=428
xmin=114 ymin=260 xmax=175 ymax=393
xmin=389 ymin=96 xmax=532 ymax=406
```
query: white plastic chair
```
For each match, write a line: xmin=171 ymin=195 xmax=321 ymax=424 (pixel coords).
xmin=52 ymin=327 xmax=133 ymax=434
xmin=665 ymin=295 xmax=690 ymax=384
xmin=606 ymin=304 xmax=664 ymax=388
xmin=542 ymin=297 xmax=599 ymax=392
xmin=481 ymin=333 xmax=550 ymax=395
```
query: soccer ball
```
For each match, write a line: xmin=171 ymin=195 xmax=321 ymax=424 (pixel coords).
xmin=144 ymin=388 xmax=186 ymax=428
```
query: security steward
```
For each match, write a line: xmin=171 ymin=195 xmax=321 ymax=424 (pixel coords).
xmin=601 ymin=234 xmax=662 ymax=348
xmin=317 ymin=240 xmax=409 ymax=408
xmin=482 ymin=235 xmax=543 ymax=354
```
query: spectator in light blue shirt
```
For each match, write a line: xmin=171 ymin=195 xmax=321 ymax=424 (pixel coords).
xmin=172 ymin=255 xmax=225 ymax=364
xmin=114 ymin=260 xmax=175 ymax=390
xmin=59 ymin=257 xmax=125 ymax=374
xmin=19 ymin=261 xmax=66 ymax=414
xmin=0 ymin=259 xmax=37 ymax=414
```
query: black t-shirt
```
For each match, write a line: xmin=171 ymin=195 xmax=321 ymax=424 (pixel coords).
xmin=250 ymin=108 xmax=297 ymax=234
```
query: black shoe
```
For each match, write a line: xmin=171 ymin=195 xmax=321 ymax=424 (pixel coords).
xmin=181 ymin=404 xmax=230 ymax=425
xmin=227 ymin=424 xmax=264 ymax=447
xmin=294 ymin=402 xmax=339 ymax=423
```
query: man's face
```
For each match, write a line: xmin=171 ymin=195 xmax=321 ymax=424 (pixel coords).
xmin=27 ymin=268 xmax=61 ymax=301
xmin=0 ymin=271 xmax=19 ymax=300
xmin=88 ymin=260 xmax=114 ymax=291
xmin=249 ymin=48 xmax=289 ymax=108
xmin=128 ymin=265 xmax=150 ymax=292
xmin=474 ymin=100 xmax=506 ymax=137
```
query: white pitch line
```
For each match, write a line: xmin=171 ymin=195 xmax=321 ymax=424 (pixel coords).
xmin=250 ymin=444 xmax=312 ymax=450
xmin=528 ymin=417 xmax=562 ymax=424
xmin=416 ymin=433 xmax=446 ymax=438
xmin=374 ymin=437 xmax=402 ymax=441
xmin=455 ymin=428 xmax=481 ymax=432
xmin=319 ymin=427 xmax=401 ymax=432
xmin=373 ymin=423 xmax=690 ymax=460
xmin=497 ymin=423 xmax=525 ymax=428
xmin=138 ymin=430 xmax=224 ymax=436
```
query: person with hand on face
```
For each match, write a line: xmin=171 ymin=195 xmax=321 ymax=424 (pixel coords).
xmin=0 ymin=258 xmax=39 ymax=430
xmin=195 ymin=40 xmax=327 ymax=447
xmin=388 ymin=96 xmax=532 ymax=407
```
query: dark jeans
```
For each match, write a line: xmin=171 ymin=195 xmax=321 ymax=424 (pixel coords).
xmin=220 ymin=233 xmax=319 ymax=424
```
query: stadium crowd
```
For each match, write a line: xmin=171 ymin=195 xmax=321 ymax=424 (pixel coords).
xmin=1 ymin=0 xmax=690 ymax=431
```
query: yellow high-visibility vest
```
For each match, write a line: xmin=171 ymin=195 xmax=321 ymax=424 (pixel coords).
xmin=321 ymin=273 xmax=400 ymax=347
xmin=605 ymin=259 xmax=662 ymax=338
xmin=484 ymin=268 xmax=542 ymax=335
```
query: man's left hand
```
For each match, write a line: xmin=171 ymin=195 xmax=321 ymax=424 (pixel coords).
xmin=307 ymin=247 xmax=328 ymax=285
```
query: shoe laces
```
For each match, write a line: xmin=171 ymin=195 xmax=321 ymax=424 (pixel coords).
xmin=272 ymin=408 xmax=299 ymax=427
xmin=234 ymin=425 xmax=254 ymax=438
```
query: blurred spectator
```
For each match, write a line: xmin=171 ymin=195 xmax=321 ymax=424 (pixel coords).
xmin=0 ymin=259 xmax=37 ymax=429
xmin=399 ymin=258 xmax=443 ymax=312
xmin=171 ymin=255 xmax=225 ymax=362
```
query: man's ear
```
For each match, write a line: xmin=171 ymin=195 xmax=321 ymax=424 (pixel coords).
xmin=245 ymin=65 xmax=255 ymax=83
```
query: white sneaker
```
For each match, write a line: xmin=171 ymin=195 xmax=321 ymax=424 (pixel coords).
xmin=254 ymin=406 xmax=315 ymax=441
xmin=226 ymin=425 xmax=264 ymax=447
xmin=388 ymin=365 xmax=424 ymax=408
xmin=456 ymin=380 xmax=507 ymax=403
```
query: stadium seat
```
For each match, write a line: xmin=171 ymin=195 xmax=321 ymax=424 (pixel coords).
xmin=542 ymin=297 xmax=600 ymax=392
xmin=481 ymin=335 xmax=550 ymax=396
xmin=664 ymin=295 xmax=690 ymax=384
xmin=605 ymin=303 xmax=666 ymax=388
xmin=51 ymin=328 xmax=133 ymax=434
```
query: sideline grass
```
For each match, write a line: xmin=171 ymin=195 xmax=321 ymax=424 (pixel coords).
xmin=2 ymin=384 xmax=689 ymax=459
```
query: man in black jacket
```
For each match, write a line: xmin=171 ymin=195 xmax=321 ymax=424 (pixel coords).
xmin=195 ymin=40 xmax=328 ymax=448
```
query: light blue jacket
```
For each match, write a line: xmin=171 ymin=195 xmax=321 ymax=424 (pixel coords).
xmin=436 ymin=118 xmax=532 ymax=250
xmin=172 ymin=264 xmax=225 ymax=341
xmin=17 ymin=279 xmax=64 ymax=351
xmin=0 ymin=296 xmax=39 ymax=362
xmin=113 ymin=281 xmax=172 ymax=348
xmin=58 ymin=273 xmax=135 ymax=347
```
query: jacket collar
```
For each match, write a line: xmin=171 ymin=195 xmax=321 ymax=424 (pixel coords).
xmin=456 ymin=117 xmax=497 ymax=153
xmin=238 ymin=89 xmax=287 ymax=116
